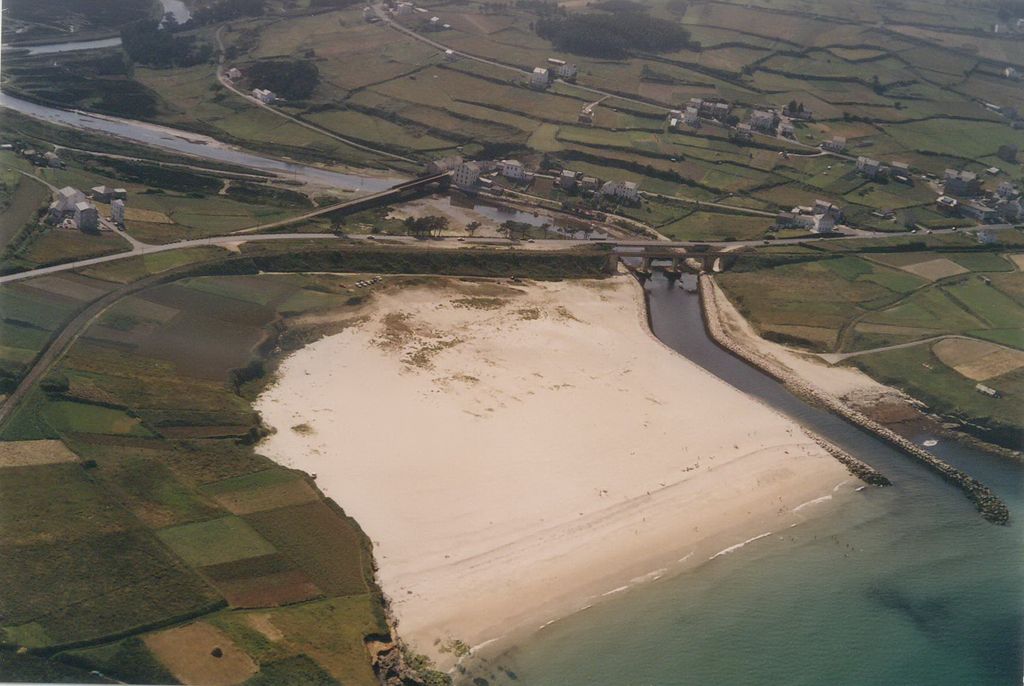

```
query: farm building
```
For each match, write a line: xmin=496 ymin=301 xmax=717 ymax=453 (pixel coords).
xmin=91 ymin=185 xmax=117 ymax=202
xmin=42 ymin=151 xmax=62 ymax=168
xmin=226 ymin=67 xmax=242 ymax=80
xmin=684 ymin=107 xmax=700 ymax=127
xmin=444 ymin=49 xmax=457 ymax=61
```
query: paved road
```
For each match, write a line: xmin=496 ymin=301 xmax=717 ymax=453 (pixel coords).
xmin=215 ymin=26 xmax=418 ymax=165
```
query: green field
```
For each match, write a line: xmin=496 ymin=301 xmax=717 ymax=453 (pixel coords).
xmin=718 ymin=241 xmax=1024 ymax=448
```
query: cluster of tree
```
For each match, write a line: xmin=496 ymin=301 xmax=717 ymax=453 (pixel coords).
xmin=996 ymin=0 xmax=1024 ymax=21
xmin=499 ymin=220 xmax=534 ymax=240
xmin=192 ymin=0 xmax=266 ymax=25
xmin=591 ymin=0 xmax=646 ymax=12
xmin=121 ymin=20 xmax=212 ymax=67
xmin=535 ymin=11 xmax=693 ymax=58
xmin=310 ymin=0 xmax=363 ymax=8
xmin=514 ymin=0 xmax=564 ymax=16
xmin=786 ymin=100 xmax=806 ymax=113
xmin=403 ymin=215 xmax=449 ymax=237
xmin=247 ymin=60 xmax=321 ymax=100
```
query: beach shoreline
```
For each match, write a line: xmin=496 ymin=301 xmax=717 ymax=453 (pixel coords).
xmin=253 ymin=274 xmax=858 ymax=671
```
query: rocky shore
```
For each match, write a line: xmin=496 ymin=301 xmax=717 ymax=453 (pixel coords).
xmin=700 ymin=275 xmax=1010 ymax=525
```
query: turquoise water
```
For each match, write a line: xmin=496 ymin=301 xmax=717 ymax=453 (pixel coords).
xmin=463 ymin=277 xmax=1022 ymax=685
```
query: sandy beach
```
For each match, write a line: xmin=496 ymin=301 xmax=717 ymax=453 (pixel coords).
xmin=254 ymin=275 xmax=854 ymax=667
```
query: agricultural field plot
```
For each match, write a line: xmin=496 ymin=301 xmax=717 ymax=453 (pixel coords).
xmin=849 ymin=342 xmax=1023 ymax=448
xmin=144 ymin=621 xmax=258 ymax=686
xmin=658 ymin=210 xmax=772 ymax=241
xmin=200 ymin=468 xmax=321 ymax=516
xmin=932 ymin=339 xmax=1024 ymax=382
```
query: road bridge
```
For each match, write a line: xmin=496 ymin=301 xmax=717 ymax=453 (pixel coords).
xmin=232 ymin=172 xmax=451 ymax=235
xmin=615 ymin=246 xmax=738 ymax=275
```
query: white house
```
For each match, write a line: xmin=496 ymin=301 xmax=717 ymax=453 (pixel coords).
xmin=554 ymin=62 xmax=577 ymax=80
xmin=498 ymin=159 xmax=527 ymax=181
xmin=252 ymin=88 xmax=276 ymax=104
xmin=48 ymin=186 xmax=86 ymax=223
xmin=1006 ymin=67 xmax=1021 ymax=80
xmin=74 ymin=201 xmax=99 ymax=231
xmin=444 ymin=49 xmax=457 ymax=61
xmin=226 ymin=67 xmax=242 ymax=80
xmin=529 ymin=67 xmax=550 ymax=89
xmin=453 ymin=161 xmax=481 ymax=189
xmin=111 ymin=199 xmax=126 ymax=226
xmin=600 ymin=180 xmax=640 ymax=203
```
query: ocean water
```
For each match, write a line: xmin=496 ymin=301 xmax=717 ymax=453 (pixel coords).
xmin=465 ymin=276 xmax=1023 ymax=685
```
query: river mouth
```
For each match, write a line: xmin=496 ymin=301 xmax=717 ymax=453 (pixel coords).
xmin=464 ymin=272 xmax=1022 ymax=686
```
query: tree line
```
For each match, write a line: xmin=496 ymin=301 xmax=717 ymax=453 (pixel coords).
xmin=535 ymin=10 xmax=695 ymax=58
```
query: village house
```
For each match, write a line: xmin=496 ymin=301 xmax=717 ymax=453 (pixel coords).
xmin=748 ymin=109 xmax=778 ymax=133
xmin=226 ymin=67 xmax=242 ymax=80
xmin=43 ymin=151 xmax=62 ymax=168
xmin=425 ymin=155 xmax=463 ymax=174
xmin=452 ymin=161 xmax=481 ymax=189
xmin=47 ymin=186 xmax=86 ymax=223
xmin=547 ymin=58 xmax=578 ymax=81
xmin=395 ymin=2 xmax=413 ymax=15
xmin=960 ymin=201 xmax=997 ymax=223
xmin=577 ymin=106 xmax=594 ymax=125
xmin=856 ymin=156 xmax=888 ymax=180
xmin=734 ymin=123 xmax=753 ymax=141
xmin=91 ymin=185 xmax=117 ymax=203
xmin=775 ymin=212 xmax=814 ymax=229
xmin=111 ymin=199 xmax=126 ymax=226
xmin=529 ymin=67 xmax=550 ymax=89
xmin=558 ymin=169 xmax=578 ymax=191
xmin=579 ymin=175 xmax=600 ymax=192
xmin=996 ymin=181 xmax=1020 ymax=199
xmin=977 ymin=228 xmax=999 ymax=245
xmin=1005 ymin=67 xmax=1021 ymax=80
xmin=600 ymin=180 xmax=640 ymax=203
xmin=73 ymin=201 xmax=99 ymax=231
xmin=822 ymin=136 xmax=846 ymax=153
xmin=935 ymin=195 xmax=959 ymax=214
xmin=498 ymin=159 xmax=528 ymax=181
xmin=779 ymin=121 xmax=795 ymax=138
xmin=444 ymin=49 xmax=457 ymax=61
xmin=683 ymin=107 xmax=700 ymax=127
xmin=252 ymin=88 xmax=276 ymax=104
xmin=944 ymin=169 xmax=982 ymax=196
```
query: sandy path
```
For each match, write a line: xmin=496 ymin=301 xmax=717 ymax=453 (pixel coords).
xmin=255 ymin=276 xmax=853 ymax=667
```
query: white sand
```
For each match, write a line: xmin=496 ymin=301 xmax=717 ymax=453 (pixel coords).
xmin=255 ymin=276 xmax=852 ymax=666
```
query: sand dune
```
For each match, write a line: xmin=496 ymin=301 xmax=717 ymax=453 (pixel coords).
xmin=255 ymin=276 xmax=852 ymax=667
